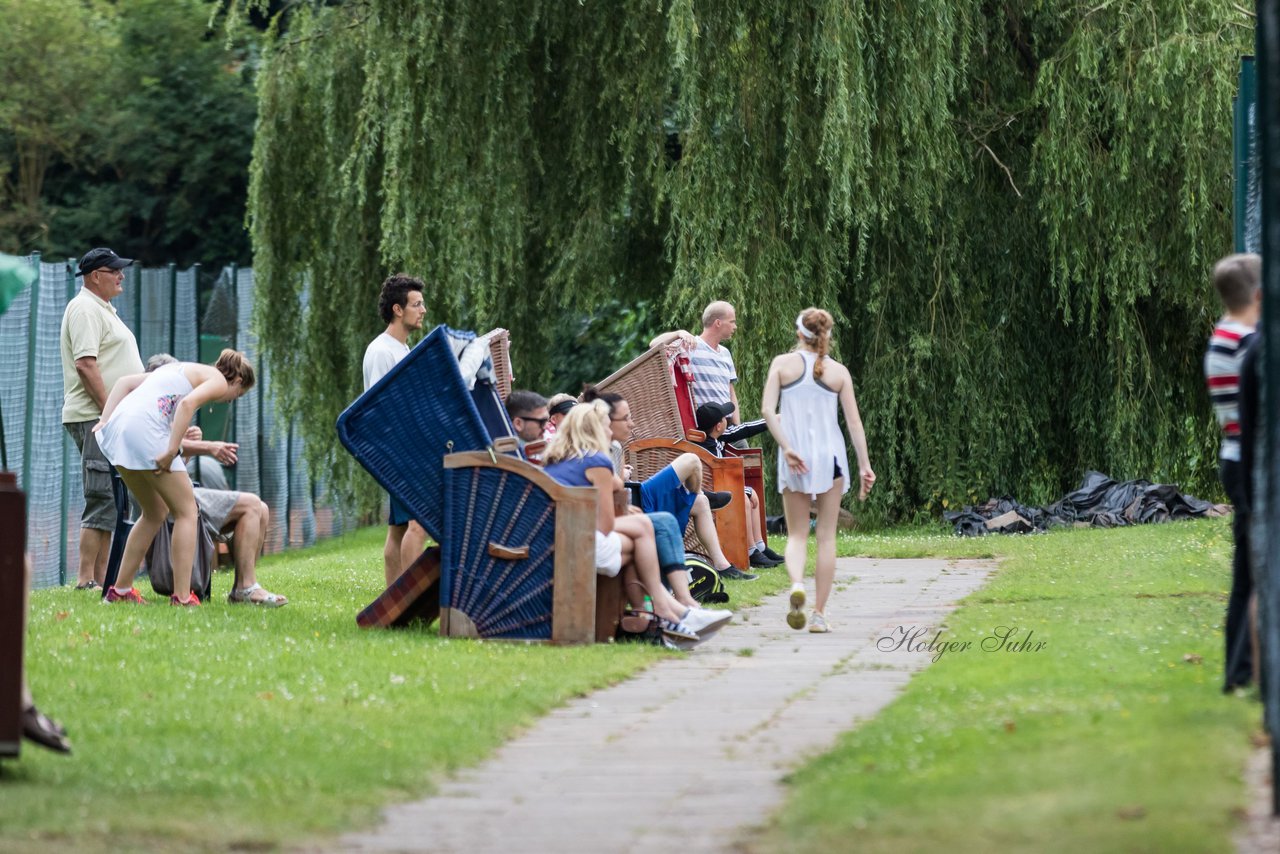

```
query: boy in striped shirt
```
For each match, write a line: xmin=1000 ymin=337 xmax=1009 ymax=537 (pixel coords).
xmin=1203 ymin=253 xmax=1261 ymax=692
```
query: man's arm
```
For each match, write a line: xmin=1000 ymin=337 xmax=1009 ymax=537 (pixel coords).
xmin=728 ymin=383 xmax=741 ymax=425
xmin=74 ymin=356 xmax=109 ymax=411
xmin=649 ymin=330 xmax=698 ymax=350
xmin=180 ymin=426 xmax=239 ymax=466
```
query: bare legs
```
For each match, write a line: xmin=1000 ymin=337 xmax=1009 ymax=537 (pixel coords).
xmin=400 ymin=521 xmax=428 ymax=577
xmin=811 ymin=485 xmax=843 ymax=613
xmin=689 ymin=494 xmax=732 ymax=570
xmin=782 ymin=481 xmax=844 ymax=614
xmin=114 ymin=468 xmax=199 ymax=600
xmin=76 ymin=529 xmax=111 ymax=587
xmin=668 ymin=453 xmax=703 ymax=492
xmin=383 ymin=520 xmax=428 ymax=587
xmin=614 ymin=513 xmax=688 ymax=622
xmin=745 ymin=490 xmax=764 ymax=547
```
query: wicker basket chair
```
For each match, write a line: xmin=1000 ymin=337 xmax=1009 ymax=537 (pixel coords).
xmin=441 ymin=452 xmax=621 ymax=643
xmin=488 ymin=330 xmax=513 ymax=401
xmin=597 ymin=344 xmax=760 ymax=564
xmin=626 ymin=438 xmax=750 ymax=570
xmin=669 ymin=349 xmax=769 ymax=537
xmin=594 ymin=343 xmax=686 ymax=444
xmin=338 ymin=326 xmax=623 ymax=641
xmin=337 ymin=325 xmax=520 ymax=628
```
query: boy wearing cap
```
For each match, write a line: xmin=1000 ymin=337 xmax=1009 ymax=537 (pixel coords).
xmin=691 ymin=401 xmax=783 ymax=569
xmin=59 ymin=248 xmax=144 ymax=589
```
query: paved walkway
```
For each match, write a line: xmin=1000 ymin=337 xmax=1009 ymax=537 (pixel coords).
xmin=332 ymin=557 xmax=994 ymax=854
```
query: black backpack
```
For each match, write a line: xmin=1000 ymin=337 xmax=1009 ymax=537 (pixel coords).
xmin=685 ymin=552 xmax=729 ymax=605
xmin=144 ymin=510 xmax=216 ymax=602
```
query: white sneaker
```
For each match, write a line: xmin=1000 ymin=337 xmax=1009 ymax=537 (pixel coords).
xmin=808 ymin=611 xmax=830 ymax=633
xmin=787 ymin=585 xmax=806 ymax=630
xmin=681 ymin=607 xmax=733 ymax=636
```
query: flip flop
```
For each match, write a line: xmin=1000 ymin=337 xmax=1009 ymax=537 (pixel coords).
xmin=227 ymin=583 xmax=288 ymax=607
xmin=74 ymin=580 xmax=101 ymax=590
xmin=22 ymin=705 xmax=72 ymax=754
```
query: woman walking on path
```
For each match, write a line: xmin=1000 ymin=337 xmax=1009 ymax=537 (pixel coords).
xmin=761 ymin=308 xmax=874 ymax=632
xmin=93 ymin=350 xmax=255 ymax=605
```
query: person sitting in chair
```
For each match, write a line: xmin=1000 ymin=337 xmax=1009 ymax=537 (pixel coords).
xmin=690 ymin=401 xmax=784 ymax=569
xmin=505 ymin=390 xmax=550 ymax=452
xmin=582 ymin=387 xmax=757 ymax=581
xmin=542 ymin=401 xmax=732 ymax=646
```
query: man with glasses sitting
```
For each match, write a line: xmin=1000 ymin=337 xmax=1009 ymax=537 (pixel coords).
xmin=505 ymin=390 xmax=550 ymax=453
xmin=59 ymin=248 xmax=143 ymax=590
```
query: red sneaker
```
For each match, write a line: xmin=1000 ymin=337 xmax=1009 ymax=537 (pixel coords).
xmin=103 ymin=586 xmax=147 ymax=604
xmin=170 ymin=592 xmax=201 ymax=607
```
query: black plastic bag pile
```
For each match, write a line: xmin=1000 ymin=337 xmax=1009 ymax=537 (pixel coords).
xmin=943 ymin=470 xmax=1231 ymax=537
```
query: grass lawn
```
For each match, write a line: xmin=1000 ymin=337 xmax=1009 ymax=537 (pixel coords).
xmin=1 ymin=527 xmax=680 ymax=853
xmin=752 ymin=518 xmax=1261 ymax=853
xmin=4 ymin=519 xmax=1259 ymax=852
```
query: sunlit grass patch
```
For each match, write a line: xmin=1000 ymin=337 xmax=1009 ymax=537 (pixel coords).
xmin=752 ymin=517 xmax=1257 ymax=853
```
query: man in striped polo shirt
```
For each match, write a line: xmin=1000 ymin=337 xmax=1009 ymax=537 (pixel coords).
xmin=651 ymin=301 xmax=769 ymax=445
xmin=1203 ymin=252 xmax=1261 ymax=692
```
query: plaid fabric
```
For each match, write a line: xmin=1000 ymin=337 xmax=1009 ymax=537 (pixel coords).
xmin=356 ymin=547 xmax=442 ymax=628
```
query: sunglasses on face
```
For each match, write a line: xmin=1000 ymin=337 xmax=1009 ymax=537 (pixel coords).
xmin=517 ymin=415 xmax=550 ymax=428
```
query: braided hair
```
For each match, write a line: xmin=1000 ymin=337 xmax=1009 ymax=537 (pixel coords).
xmin=798 ymin=308 xmax=834 ymax=380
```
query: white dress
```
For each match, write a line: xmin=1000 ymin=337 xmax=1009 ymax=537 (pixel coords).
xmin=776 ymin=351 xmax=850 ymax=498
xmin=96 ymin=362 xmax=193 ymax=472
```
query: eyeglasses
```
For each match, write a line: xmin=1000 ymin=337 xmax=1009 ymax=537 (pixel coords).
xmin=610 ymin=415 xmax=634 ymax=423
xmin=94 ymin=268 xmax=124 ymax=279
xmin=517 ymin=416 xmax=550 ymax=428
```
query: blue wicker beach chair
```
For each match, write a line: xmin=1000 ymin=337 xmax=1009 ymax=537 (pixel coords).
xmin=338 ymin=326 xmax=622 ymax=643
xmin=337 ymin=325 xmax=519 ymax=542
xmin=440 ymin=452 xmax=601 ymax=643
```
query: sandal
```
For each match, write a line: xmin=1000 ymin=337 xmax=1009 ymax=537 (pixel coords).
xmin=228 ymin=583 xmax=288 ymax=608
xmin=22 ymin=705 xmax=71 ymax=754
xmin=74 ymin=580 xmax=101 ymax=590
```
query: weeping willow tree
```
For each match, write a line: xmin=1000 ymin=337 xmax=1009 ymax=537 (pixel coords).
xmin=248 ymin=0 xmax=1252 ymax=519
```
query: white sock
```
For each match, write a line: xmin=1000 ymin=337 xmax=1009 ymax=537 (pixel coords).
xmin=112 ymin=585 xmax=132 ymax=594
xmin=755 ymin=540 xmax=766 ymax=552
xmin=791 ymin=582 xmax=804 ymax=592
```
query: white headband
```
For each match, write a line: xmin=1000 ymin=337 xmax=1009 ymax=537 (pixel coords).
xmin=795 ymin=313 xmax=816 ymax=340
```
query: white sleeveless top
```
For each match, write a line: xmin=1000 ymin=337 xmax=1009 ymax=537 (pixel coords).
xmin=776 ymin=351 xmax=849 ymax=498
xmin=96 ymin=362 xmax=194 ymax=472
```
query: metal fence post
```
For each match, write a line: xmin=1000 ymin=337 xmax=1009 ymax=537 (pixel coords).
xmin=21 ymin=254 xmax=40 ymax=496
xmin=59 ymin=262 xmax=75 ymax=585
xmin=168 ymin=261 xmax=177 ymax=357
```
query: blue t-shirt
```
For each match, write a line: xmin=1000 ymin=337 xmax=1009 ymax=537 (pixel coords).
xmin=543 ymin=451 xmax=613 ymax=488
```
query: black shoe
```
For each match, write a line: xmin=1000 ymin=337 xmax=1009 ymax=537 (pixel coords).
xmin=718 ymin=565 xmax=758 ymax=581
xmin=704 ymin=490 xmax=732 ymax=510
xmin=749 ymin=551 xmax=782 ymax=568
xmin=762 ymin=546 xmax=784 ymax=562
xmin=22 ymin=705 xmax=71 ymax=754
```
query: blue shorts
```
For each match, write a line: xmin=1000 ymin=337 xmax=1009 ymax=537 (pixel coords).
xmin=647 ymin=511 xmax=686 ymax=575
xmin=639 ymin=465 xmax=698 ymax=535
xmin=388 ymin=493 xmax=413 ymax=527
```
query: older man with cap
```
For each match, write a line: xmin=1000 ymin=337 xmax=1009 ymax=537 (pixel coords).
xmin=59 ymin=248 xmax=144 ymax=589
